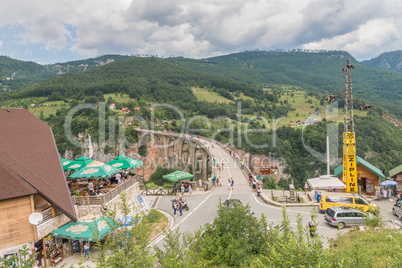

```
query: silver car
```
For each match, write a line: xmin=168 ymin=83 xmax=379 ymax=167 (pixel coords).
xmin=392 ymin=201 xmax=402 ymax=217
xmin=324 ymin=206 xmax=366 ymax=229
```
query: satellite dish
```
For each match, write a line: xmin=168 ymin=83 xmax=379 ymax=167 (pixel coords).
xmin=29 ymin=212 xmax=43 ymax=225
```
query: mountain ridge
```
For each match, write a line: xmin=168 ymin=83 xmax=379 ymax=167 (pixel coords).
xmin=361 ymin=50 xmax=402 ymax=72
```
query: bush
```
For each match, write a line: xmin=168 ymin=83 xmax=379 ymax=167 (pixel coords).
xmin=149 ymin=165 xmax=178 ymax=186
xmin=145 ymin=182 xmax=159 ymax=189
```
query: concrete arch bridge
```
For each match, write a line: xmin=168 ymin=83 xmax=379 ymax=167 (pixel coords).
xmin=136 ymin=129 xmax=212 ymax=181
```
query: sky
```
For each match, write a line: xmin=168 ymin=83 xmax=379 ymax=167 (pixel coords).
xmin=1 ymin=0 xmax=401 ymax=64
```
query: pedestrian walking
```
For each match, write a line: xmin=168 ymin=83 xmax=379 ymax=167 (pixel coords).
xmin=189 ymin=185 xmax=192 ymax=196
xmin=231 ymin=177 xmax=234 ymax=190
xmin=304 ymin=182 xmax=308 ymax=194
xmin=228 ymin=178 xmax=231 ymax=190
xmin=173 ymin=200 xmax=178 ymax=216
xmin=257 ymin=186 xmax=262 ymax=197
xmin=83 ymin=242 xmax=90 ymax=260
xmin=199 ymin=179 xmax=202 ymax=189
xmin=181 ymin=184 xmax=185 ymax=196
xmin=308 ymin=215 xmax=317 ymax=238
xmin=178 ymin=200 xmax=183 ymax=216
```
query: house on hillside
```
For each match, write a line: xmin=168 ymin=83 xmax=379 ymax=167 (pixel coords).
xmin=109 ymin=103 xmax=116 ymax=110
xmin=389 ymin=164 xmax=402 ymax=194
xmin=121 ymin=107 xmax=130 ymax=114
xmin=304 ymin=116 xmax=314 ymax=125
xmin=0 ymin=109 xmax=76 ymax=266
xmin=134 ymin=107 xmax=140 ymax=111
xmin=334 ymin=156 xmax=386 ymax=196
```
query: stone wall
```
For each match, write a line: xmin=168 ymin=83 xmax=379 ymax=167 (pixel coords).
xmin=125 ymin=140 xmax=164 ymax=182
xmin=36 ymin=213 xmax=71 ymax=240
xmin=0 ymin=243 xmax=33 ymax=259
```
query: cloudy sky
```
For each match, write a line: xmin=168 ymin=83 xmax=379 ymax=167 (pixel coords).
xmin=1 ymin=0 xmax=401 ymax=64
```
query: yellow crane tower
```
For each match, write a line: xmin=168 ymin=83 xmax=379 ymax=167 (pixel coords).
xmin=326 ymin=61 xmax=372 ymax=193
xmin=342 ymin=60 xmax=358 ymax=194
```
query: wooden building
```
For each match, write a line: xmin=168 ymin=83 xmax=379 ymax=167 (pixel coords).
xmin=389 ymin=164 xmax=402 ymax=194
xmin=334 ymin=156 xmax=386 ymax=196
xmin=0 ymin=109 xmax=77 ymax=265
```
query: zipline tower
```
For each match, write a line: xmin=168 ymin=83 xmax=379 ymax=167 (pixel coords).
xmin=342 ymin=60 xmax=358 ymax=194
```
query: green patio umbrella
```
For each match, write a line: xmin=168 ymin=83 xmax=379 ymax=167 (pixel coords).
xmin=69 ymin=163 xmax=119 ymax=179
xmin=65 ymin=156 xmax=94 ymax=171
xmin=50 ymin=217 xmax=116 ymax=241
xmin=60 ymin=158 xmax=73 ymax=171
xmin=107 ymin=155 xmax=143 ymax=170
xmin=163 ymin=170 xmax=194 ymax=182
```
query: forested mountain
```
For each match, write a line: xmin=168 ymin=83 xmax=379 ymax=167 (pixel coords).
xmin=2 ymin=51 xmax=401 ymax=118
xmin=166 ymin=50 xmax=402 ymax=119
xmin=361 ymin=50 xmax=402 ymax=72
xmin=0 ymin=56 xmax=55 ymax=91
xmin=0 ymin=54 xmax=132 ymax=92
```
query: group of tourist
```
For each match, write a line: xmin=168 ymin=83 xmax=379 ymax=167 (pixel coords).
xmin=248 ymin=173 xmax=263 ymax=196
xmin=85 ymin=171 xmax=131 ymax=196
xmin=198 ymin=178 xmax=211 ymax=191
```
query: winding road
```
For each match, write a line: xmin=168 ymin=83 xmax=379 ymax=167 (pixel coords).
xmin=150 ymin=138 xmax=342 ymax=248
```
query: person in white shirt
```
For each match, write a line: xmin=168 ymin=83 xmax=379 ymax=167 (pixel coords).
xmin=115 ymin=173 xmax=122 ymax=183
xmin=88 ymin=181 xmax=94 ymax=192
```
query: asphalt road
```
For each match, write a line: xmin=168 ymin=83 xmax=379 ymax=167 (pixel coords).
xmin=150 ymin=138 xmax=398 ymax=249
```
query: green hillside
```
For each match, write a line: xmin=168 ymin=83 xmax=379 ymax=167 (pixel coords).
xmin=0 ymin=54 xmax=133 ymax=92
xmin=166 ymin=50 xmax=402 ymax=118
xmin=0 ymin=56 xmax=55 ymax=92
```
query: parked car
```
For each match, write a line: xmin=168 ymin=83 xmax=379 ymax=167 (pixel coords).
xmin=324 ymin=206 xmax=367 ymax=229
xmin=222 ymin=199 xmax=242 ymax=208
xmin=392 ymin=201 xmax=402 ymax=217
xmin=319 ymin=192 xmax=377 ymax=213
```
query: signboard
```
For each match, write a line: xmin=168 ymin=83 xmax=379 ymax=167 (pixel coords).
xmin=259 ymin=167 xmax=278 ymax=175
xmin=343 ymin=132 xmax=358 ymax=194
xmin=133 ymin=194 xmax=147 ymax=211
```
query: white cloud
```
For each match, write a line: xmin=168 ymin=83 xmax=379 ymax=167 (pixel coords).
xmin=302 ymin=18 xmax=400 ymax=60
xmin=0 ymin=0 xmax=402 ymax=62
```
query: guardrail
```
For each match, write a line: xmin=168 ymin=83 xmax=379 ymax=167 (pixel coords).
xmin=72 ymin=176 xmax=138 ymax=206
xmin=140 ymin=187 xmax=178 ymax=196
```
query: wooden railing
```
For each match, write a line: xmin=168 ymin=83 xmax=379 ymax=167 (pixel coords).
xmin=72 ymin=176 xmax=138 ymax=206
xmin=140 ymin=186 xmax=178 ymax=196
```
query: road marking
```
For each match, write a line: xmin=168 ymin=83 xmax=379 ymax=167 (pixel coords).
xmin=150 ymin=193 xmax=213 ymax=247
xmin=210 ymin=146 xmax=232 ymax=177
xmin=172 ymin=193 xmax=212 ymax=230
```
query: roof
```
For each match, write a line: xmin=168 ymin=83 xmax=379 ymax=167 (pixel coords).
xmin=389 ymin=164 xmax=402 ymax=178
xmin=0 ymin=160 xmax=36 ymax=200
xmin=307 ymin=175 xmax=346 ymax=190
xmin=334 ymin=155 xmax=386 ymax=180
xmin=0 ymin=109 xmax=76 ymax=221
